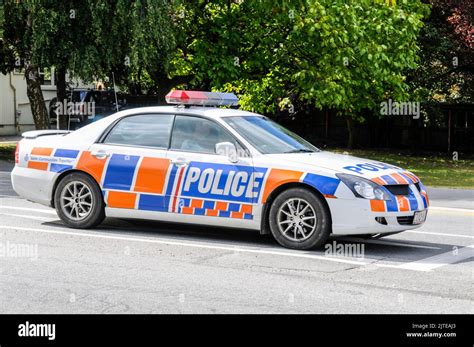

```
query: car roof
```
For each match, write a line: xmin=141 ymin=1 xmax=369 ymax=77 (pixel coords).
xmin=116 ymin=106 xmax=260 ymax=120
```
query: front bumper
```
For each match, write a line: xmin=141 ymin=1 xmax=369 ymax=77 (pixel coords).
xmin=327 ymin=198 xmax=428 ymax=235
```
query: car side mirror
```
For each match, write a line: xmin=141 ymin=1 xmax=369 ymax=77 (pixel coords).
xmin=215 ymin=142 xmax=238 ymax=163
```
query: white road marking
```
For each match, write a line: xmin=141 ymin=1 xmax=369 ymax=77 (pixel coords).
xmin=342 ymin=237 xmax=441 ymax=250
xmin=428 ymin=208 xmax=473 ymax=217
xmin=0 ymin=206 xmax=57 ymax=215
xmin=377 ymin=245 xmax=474 ymax=271
xmin=0 ymin=212 xmax=53 ymax=221
xmin=406 ymin=230 xmax=474 ymax=239
xmin=430 ymin=206 xmax=473 ymax=213
xmin=0 ymin=225 xmax=371 ymax=266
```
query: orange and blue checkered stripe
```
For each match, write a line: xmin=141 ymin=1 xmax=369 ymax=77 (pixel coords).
xmin=369 ymin=183 xmax=426 ymax=213
xmin=372 ymin=172 xmax=419 ymax=186
xmin=179 ymin=198 xmax=253 ymax=219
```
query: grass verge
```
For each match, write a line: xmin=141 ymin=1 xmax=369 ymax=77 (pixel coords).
xmin=331 ymin=148 xmax=474 ymax=189
xmin=0 ymin=144 xmax=16 ymax=163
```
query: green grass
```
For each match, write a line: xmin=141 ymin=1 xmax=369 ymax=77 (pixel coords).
xmin=331 ymin=148 xmax=474 ymax=189
xmin=0 ymin=144 xmax=15 ymax=163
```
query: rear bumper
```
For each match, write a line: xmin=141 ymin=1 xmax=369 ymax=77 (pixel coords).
xmin=11 ymin=166 xmax=56 ymax=207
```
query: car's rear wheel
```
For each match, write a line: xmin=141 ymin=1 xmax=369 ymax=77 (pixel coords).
xmin=54 ymin=172 xmax=105 ymax=229
xmin=268 ymin=188 xmax=330 ymax=250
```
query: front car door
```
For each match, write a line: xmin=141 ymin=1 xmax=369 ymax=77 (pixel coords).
xmin=165 ymin=115 xmax=265 ymax=229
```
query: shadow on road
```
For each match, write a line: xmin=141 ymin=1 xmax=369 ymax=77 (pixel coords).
xmin=39 ymin=217 xmax=470 ymax=267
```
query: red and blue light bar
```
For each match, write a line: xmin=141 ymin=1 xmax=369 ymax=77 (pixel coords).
xmin=165 ymin=90 xmax=239 ymax=106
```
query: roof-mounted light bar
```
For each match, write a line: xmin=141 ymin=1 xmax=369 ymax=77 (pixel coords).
xmin=165 ymin=90 xmax=239 ymax=107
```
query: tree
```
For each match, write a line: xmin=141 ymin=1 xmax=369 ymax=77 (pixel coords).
xmin=1 ymin=0 xmax=50 ymax=130
xmin=409 ymin=0 xmax=473 ymax=105
xmin=167 ymin=0 xmax=428 ymax=148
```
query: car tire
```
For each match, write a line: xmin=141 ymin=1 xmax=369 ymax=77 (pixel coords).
xmin=268 ymin=188 xmax=330 ymax=250
xmin=54 ymin=172 xmax=105 ymax=229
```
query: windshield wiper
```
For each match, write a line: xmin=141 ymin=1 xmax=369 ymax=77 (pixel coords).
xmin=284 ymin=149 xmax=314 ymax=153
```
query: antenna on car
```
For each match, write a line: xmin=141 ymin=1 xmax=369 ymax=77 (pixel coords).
xmin=112 ymin=72 xmax=119 ymax=112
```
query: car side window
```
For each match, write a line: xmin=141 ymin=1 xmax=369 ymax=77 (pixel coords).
xmin=104 ymin=114 xmax=173 ymax=148
xmin=170 ymin=116 xmax=242 ymax=154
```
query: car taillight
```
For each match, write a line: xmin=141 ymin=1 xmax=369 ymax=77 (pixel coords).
xmin=15 ymin=142 xmax=20 ymax=164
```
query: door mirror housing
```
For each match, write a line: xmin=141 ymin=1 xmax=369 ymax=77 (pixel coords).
xmin=215 ymin=142 xmax=238 ymax=163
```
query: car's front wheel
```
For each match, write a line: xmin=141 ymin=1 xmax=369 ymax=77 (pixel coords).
xmin=268 ymin=188 xmax=331 ymax=250
xmin=54 ymin=172 xmax=105 ymax=229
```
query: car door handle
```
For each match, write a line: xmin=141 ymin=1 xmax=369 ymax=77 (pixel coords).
xmin=172 ymin=158 xmax=189 ymax=167
xmin=91 ymin=150 xmax=109 ymax=160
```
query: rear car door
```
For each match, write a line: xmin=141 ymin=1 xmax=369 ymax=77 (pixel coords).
xmin=80 ymin=113 xmax=174 ymax=214
xmin=165 ymin=115 xmax=265 ymax=227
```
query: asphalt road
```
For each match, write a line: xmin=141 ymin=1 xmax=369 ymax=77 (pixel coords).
xmin=0 ymin=161 xmax=472 ymax=314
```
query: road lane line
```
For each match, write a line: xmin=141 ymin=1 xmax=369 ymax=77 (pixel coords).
xmin=377 ymin=245 xmax=474 ymax=271
xmin=341 ymin=237 xmax=441 ymax=250
xmin=0 ymin=225 xmax=371 ymax=266
xmin=429 ymin=206 xmax=473 ymax=213
xmin=428 ymin=209 xmax=473 ymax=217
xmin=0 ymin=213 xmax=53 ymax=221
xmin=0 ymin=206 xmax=57 ymax=214
xmin=405 ymin=230 xmax=474 ymax=239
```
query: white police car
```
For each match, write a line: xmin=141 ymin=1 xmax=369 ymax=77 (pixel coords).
xmin=11 ymin=90 xmax=429 ymax=250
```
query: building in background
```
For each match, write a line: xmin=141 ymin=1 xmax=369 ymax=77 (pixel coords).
xmin=0 ymin=68 xmax=92 ymax=135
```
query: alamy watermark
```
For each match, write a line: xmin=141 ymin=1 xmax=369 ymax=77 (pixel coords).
xmin=380 ymin=99 xmax=420 ymax=119
xmin=324 ymin=241 xmax=365 ymax=259
xmin=0 ymin=241 xmax=38 ymax=261
xmin=18 ymin=321 xmax=55 ymax=341
xmin=53 ymin=99 xmax=96 ymax=118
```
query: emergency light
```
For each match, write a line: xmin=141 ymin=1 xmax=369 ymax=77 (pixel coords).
xmin=165 ymin=90 xmax=239 ymax=106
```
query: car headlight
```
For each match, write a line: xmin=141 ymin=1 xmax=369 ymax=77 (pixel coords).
xmin=336 ymin=173 xmax=391 ymax=200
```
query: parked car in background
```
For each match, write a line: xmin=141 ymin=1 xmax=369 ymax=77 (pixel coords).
xmin=49 ymin=89 xmax=126 ymax=129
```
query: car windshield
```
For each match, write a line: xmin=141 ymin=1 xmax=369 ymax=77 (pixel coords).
xmin=223 ymin=116 xmax=319 ymax=154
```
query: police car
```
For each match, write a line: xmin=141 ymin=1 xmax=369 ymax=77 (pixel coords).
xmin=11 ymin=90 xmax=429 ymax=250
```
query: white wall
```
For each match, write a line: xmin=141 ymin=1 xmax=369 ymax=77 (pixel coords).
xmin=0 ymin=70 xmax=93 ymax=136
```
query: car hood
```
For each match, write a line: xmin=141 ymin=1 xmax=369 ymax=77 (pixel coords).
xmin=266 ymin=151 xmax=409 ymax=180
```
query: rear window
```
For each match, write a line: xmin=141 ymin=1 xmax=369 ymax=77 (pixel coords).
xmin=104 ymin=114 xmax=174 ymax=148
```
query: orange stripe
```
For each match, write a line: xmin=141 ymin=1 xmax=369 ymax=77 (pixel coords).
xmin=398 ymin=172 xmax=413 ymax=184
xmin=31 ymin=147 xmax=53 ymax=156
xmin=190 ymin=199 xmax=203 ymax=208
xmin=422 ymin=192 xmax=430 ymax=206
xmin=206 ymin=209 xmax=218 ymax=216
xmin=371 ymin=177 xmax=386 ymax=186
xmin=391 ymin=173 xmax=409 ymax=185
xmin=215 ymin=201 xmax=228 ymax=211
xmin=27 ymin=161 xmax=49 ymax=171
xmin=370 ymin=200 xmax=385 ymax=212
xmin=181 ymin=207 xmax=194 ymax=214
xmin=396 ymin=196 xmax=410 ymax=211
xmin=240 ymin=204 xmax=252 ymax=214
xmin=231 ymin=211 xmax=244 ymax=219
xmin=404 ymin=172 xmax=418 ymax=183
xmin=134 ymin=157 xmax=170 ymax=194
xmin=262 ymin=169 xmax=303 ymax=203
xmin=107 ymin=191 xmax=136 ymax=209
xmin=76 ymin=151 xmax=106 ymax=183
xmin=323 ymin=194 xmax=337 ymax=199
